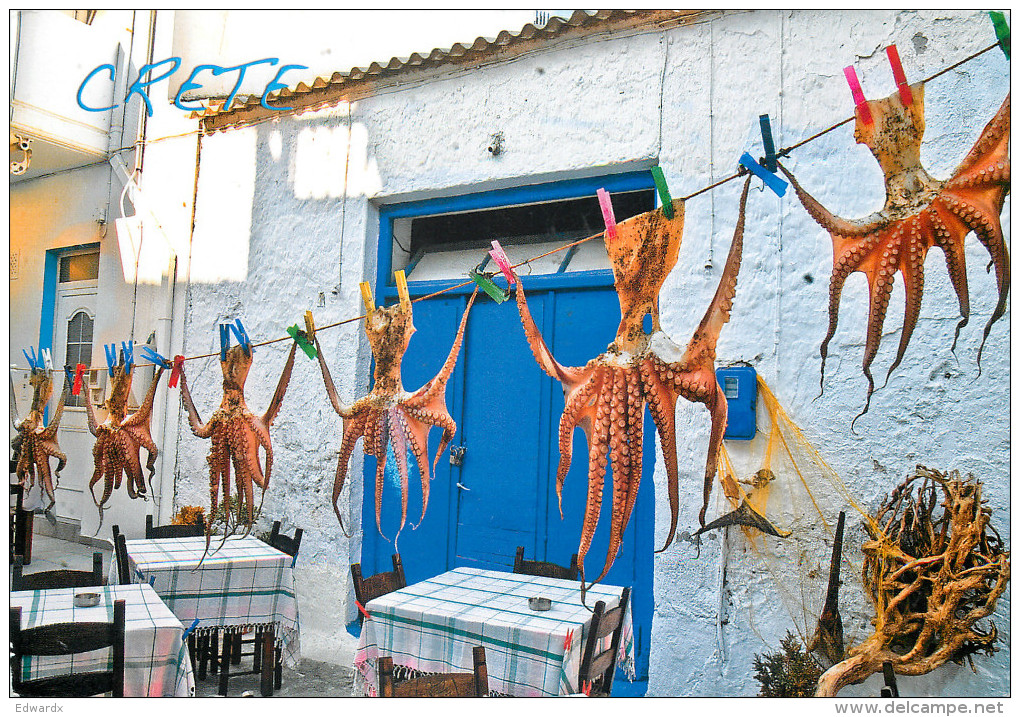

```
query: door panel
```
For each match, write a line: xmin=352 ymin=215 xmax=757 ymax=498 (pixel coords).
xmin=48 ymin=286 xmax=97 ymax=521
xmin=362 ymin=282 xmax=653 ymax=686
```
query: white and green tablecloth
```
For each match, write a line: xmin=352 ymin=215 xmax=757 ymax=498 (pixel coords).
xmin=355 ymin=567 xmax=633 ymax=696
xmin=10 ymin=583 xmax=196 ymax=697
xmin=119 ymin=535 xmax=300 ymax=667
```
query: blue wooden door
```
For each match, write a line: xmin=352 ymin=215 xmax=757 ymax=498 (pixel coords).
xmin=360 ymin=280 xmax=653 ymax=689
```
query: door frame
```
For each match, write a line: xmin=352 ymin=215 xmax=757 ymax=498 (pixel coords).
xmin=38 ymin=243 xmax=101 ymax=421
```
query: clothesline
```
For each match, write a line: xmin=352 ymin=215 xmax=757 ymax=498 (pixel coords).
xmin=12 ymin=42 xmax=1002 ymax=372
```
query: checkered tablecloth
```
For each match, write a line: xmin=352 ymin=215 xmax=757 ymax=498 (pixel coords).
xmin=355 ymin=567 xmax=633 ymax=697
xmin=119 ymin=535 xmax=300 ymax=668
xmin=10 ymin=583 xmax=196 ymax=697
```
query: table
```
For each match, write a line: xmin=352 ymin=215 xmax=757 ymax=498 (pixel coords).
xmin=119 ymin=535 xmax=301 ymax=695
xmin=355 ymin=567 xmax=634 ymax=696
xmin=10 ymin=583 xmax=196 ymax=697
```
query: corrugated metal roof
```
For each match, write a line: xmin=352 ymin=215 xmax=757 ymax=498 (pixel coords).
xmin=198 ymin=9 xmax=713 ymax=132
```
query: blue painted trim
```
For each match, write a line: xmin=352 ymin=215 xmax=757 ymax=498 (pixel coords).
xmin=40 ymin=243 xmax=100 ymax=423
xmin=376 ymin=170 xmax=656 ymax=293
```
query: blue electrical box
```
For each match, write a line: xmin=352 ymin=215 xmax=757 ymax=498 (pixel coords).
xmin=716 ymin=365 xmax=757 ymax=440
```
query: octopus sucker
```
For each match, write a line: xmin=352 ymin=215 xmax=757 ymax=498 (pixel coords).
xmin=781 ymin=85 xmax=1009 ymax=413
xmin=84 ymin=360 xmax=166 ymax=531
xmin=180 ymin=340 xmax=298 ymax=544
xmin=517 ymin=176 xmax=779 ymax=592
xmin=317 ymin=289 xmax=476 ymax=541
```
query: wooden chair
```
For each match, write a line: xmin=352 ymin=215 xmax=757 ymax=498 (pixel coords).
xmin=351 ymin=554 xmax=407 ymax=624
xmin=145 ymin=513 xmax=204 ymax=539
xmin=12 ymin=552 xmax=105 ymax=591
xmin=513 ymin=545 xmax=580 ymax=581
xmin=268 ymin=520 xmax=303 ymax=560
xmin=111 ymin=527 xmax=131 ymax=585
xmin=379 ymin=646 xmax=488 ymax=697
xmin=578 ymin=587 xmax=630 ymax=697
xmin=10 ymin=599 xmax=126 ymax=697
xmin=216 ymin=521 xmax=305 ymax=693
xmin=10 ymin=483 xmax=34 ymax=565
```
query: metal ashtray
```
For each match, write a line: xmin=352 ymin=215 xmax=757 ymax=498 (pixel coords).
xmin=74 ymin=592 xmax=100 ymax=608
xmin=528 ymin=596 xmax=552 ymax=611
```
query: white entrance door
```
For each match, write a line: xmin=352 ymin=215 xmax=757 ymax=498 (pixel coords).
xmin=49 ymin=250 xmax=100 ymax=523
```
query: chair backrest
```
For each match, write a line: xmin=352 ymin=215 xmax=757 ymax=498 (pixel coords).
xmin=351 ymin=554 xmax=406 ymax=622
xmin=10 ymin=599 xmax=126 ymax=697
xmin=111 ymin=527 xmax=131 ymax=585
xmin=145 ymin=513 xmax=204 ymax=539
xmin=513 ymin=545 xmax=580 ymax=581
xmin=578 ymin=587 xmax=631 ymax=697
xmin=12 ymin=552 xmax=104 ymax=591
xmin=379 ymin=646 xmax=488 ymax=697
xmin=268 ymin=520 xmax=303 ymax=558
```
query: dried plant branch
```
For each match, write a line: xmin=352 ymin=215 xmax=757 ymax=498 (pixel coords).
xmin=816 ymin=467 xmax=1010 ymax=697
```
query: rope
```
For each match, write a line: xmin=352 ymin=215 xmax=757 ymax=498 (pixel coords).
xmin=12 ymin=42 xmax=1003 ymax=372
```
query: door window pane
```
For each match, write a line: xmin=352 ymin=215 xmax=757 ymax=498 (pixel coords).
xmin=59 ymin=252 xmax=100 ymax=283
xmin=64 ymin=310 xmax=94 ymax=407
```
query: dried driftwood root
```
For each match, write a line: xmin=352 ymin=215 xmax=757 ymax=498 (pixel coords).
xmin=816 ymin=467 xmax=1010 ymax=696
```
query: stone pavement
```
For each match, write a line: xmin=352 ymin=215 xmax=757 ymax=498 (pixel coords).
xmin=14 ymin=527 xmax=358 ymax=698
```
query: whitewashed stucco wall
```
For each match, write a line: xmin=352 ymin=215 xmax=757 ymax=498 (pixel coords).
xmin=181 ymin=9 xmax=1009 ymax=692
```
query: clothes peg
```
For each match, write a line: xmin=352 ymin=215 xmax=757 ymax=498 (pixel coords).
xmin=739 ymin=152 xmax=788 ymax=197
xmin=168 ymin=356 xmax=185 ymax=388
xmin=650 ymin=166 xmax=675 ymax=219
xmin=360 ymin=282 xmax=375 ymax=313
xmin=230 ymin=319 xmax=253 ymax=356
xmin=286 ymin=324 xmax=318 ymax=360
xmin=488 ymin=240 xmax=516 ymax=286
xmin=218 ymin=324 xmax=231 ymax=361
xmin=596 ymin=188 xmax=617 ymax=241
xmin=120 ymin=341 xmax=134 ymax=370
xmin=303 ymin=310 xmax=317 ymax=344
xmin=989 ymin=11 xmax=1010 ymax=60
xmin=139 ymin=346 xmax=170 ymax=368
xmin=72 ymin=364 xmax=87 ymax=396
xmin=758 ymin=115 xmax=778 ymax=172
xmin=885 ymin=45 xmax=912 ymax=107
xmin=843 ymin=65 xmax=874 ymax=125
xmin=63 ymin=365 xmax=74 ymax=388
xmin=394 ymin=270 xmax=412 ymax=309
xmin=468 ymin=269 xmax=509 ymax=304
xmin=104 ymin=343 xmax=118 ymax=376
xmin=40 ymin=349 xmax=53 ymax=371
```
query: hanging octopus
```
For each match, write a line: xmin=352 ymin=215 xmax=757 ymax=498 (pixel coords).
xmin=514 ymin=177 xmax=769 ymax=591
xmin=780 ymin=85 xmax=1010 ymax=421
xmin=179 ymin=340 xmax=297 ymax=537
xmin=12 ymin=368 xmax=68 ymax=511
xmin=316 ymin=290 xmax=476 ymax=543
xmin=85 ymin=360 xmax=165 ymax=528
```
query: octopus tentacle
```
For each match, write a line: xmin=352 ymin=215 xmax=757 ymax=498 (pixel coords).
xmin=315 ymin=338 xmax=356 ymax=418
xmin=373 ymin=411 xmax=391 ymax=540
xmin=180 ymin=372 xmax=215 ymax=438
xmin=951 ymin=94 xmax=1010 ymax=177
xmin=333 ymin=413 xmax=367 ymax=536
xmin=778 ymin=161 xmax=885 ymax=238
xmin=643 ymin=360 xmax=680 ymax=551
xmin=514 ymin=277 xmax=593 ymax=390
xmin=854 ymin=237 xmax=902 ymax=427
xmin=556 ymin=376 xmax=599 ymax=518
xmin=398 ymin=411 xmax=432 ymax=527
xmin=120 ymin=367 xmax=164 ymax=429
xmin=406 ymin=290 xmax=477 ymax=409
xmin=388 ymin=408 xmax=411 ymax=545
xmin=577 ymin=381 xmax=611 ymax=592
xmin=38 ymin=384 xmax=69 ymax=441
xmin=927 ymin=204 xmax=971 ymax=351
xmin=884 ymin=220 xmax=928 ymax=384
xmin=262 ymin=342 xmax=298 ymax=426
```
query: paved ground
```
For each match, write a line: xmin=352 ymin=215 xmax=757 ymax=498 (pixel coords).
xmin=15 ymin=528 xmax=358 ymax=698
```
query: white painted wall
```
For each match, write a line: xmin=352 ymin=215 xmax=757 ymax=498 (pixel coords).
xmin=178 ymin=9 xmax=1009 ymax=693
